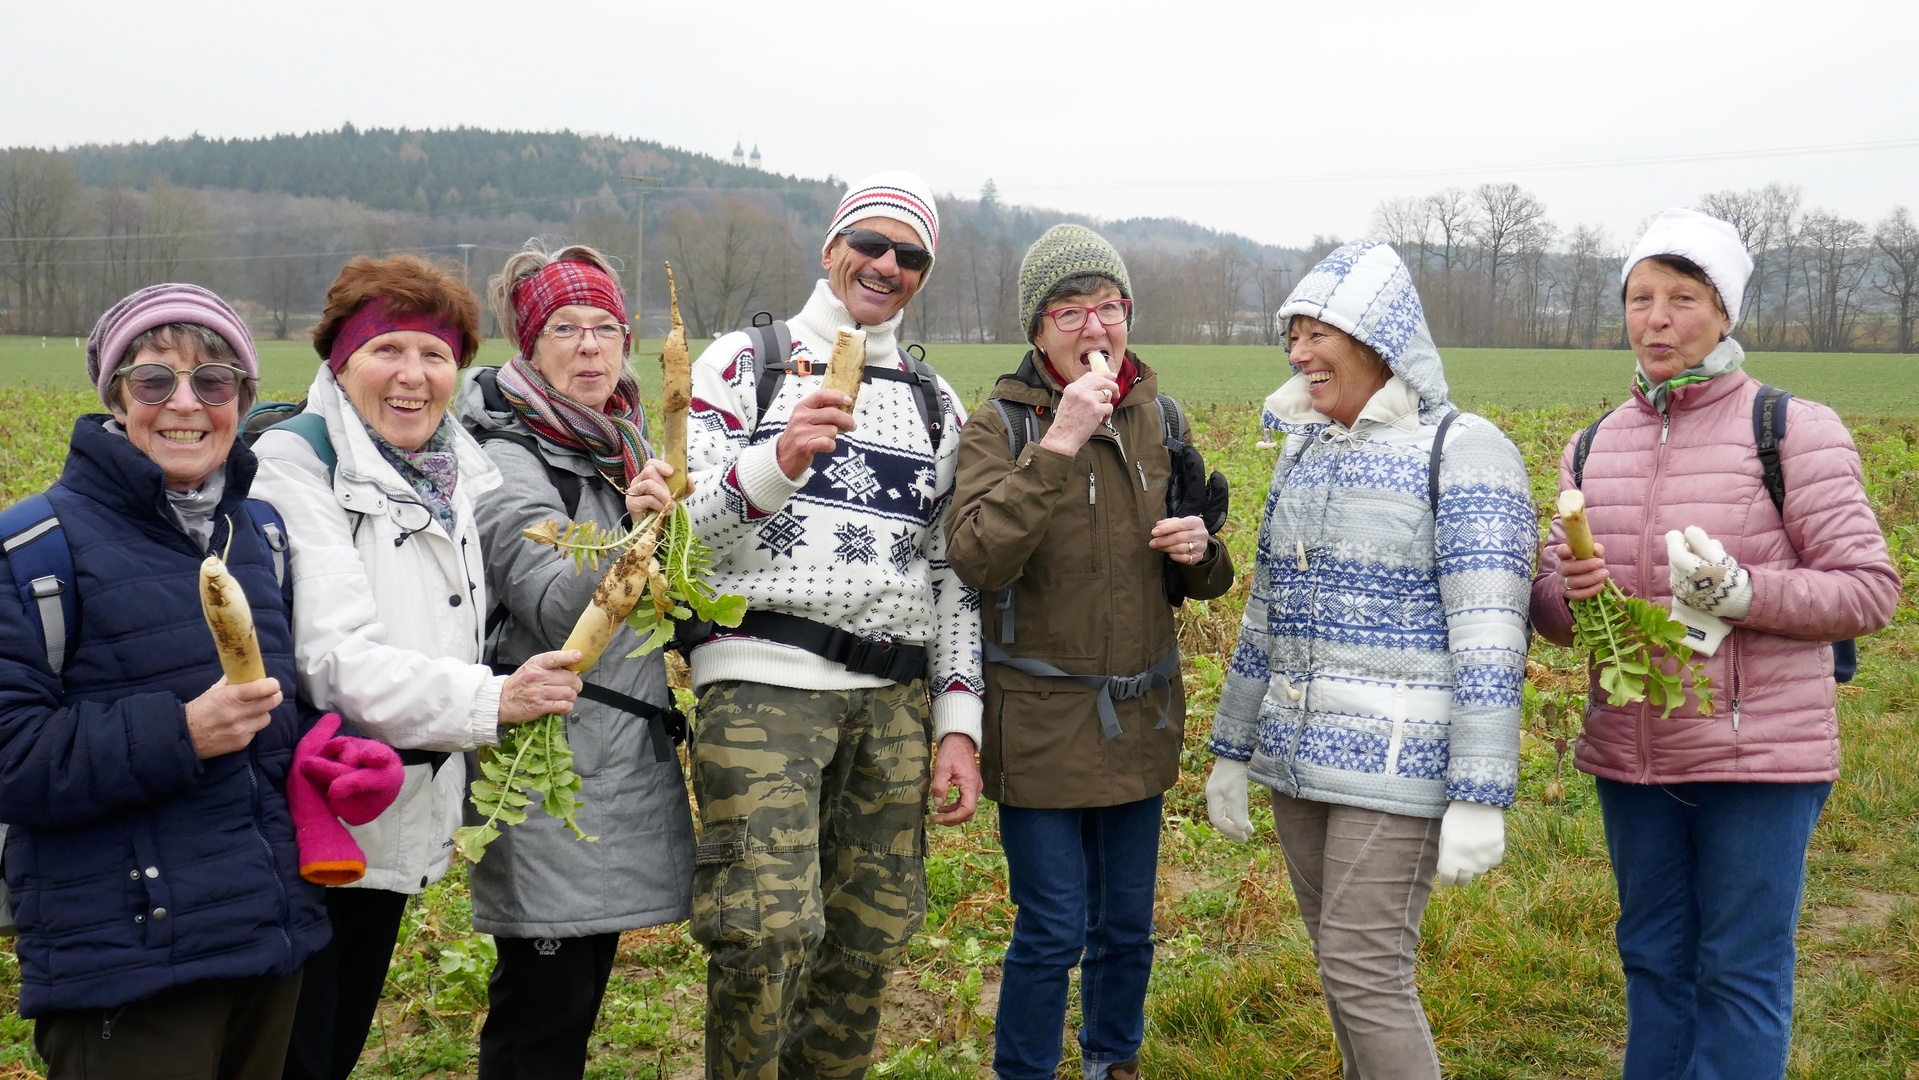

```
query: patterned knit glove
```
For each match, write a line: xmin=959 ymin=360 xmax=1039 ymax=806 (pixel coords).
xmin=1666 ymin=526 xmax=1752 ymax=619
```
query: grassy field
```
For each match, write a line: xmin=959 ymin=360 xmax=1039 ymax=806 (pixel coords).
xmin=3 ymin=335 xmax=1915 ymax=417
xmin=0 ymin=382 xmax=1912 ymax=1079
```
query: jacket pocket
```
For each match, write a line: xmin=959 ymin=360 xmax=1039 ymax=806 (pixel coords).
xmin=691 ymin=816 xmax=761 ymax=948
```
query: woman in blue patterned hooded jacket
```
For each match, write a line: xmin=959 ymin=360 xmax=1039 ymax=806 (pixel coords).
xmin=1206 ymin=241 xmax=1535 ymax=1079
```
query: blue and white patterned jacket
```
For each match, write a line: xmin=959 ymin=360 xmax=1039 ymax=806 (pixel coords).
xmin=1210 ymin=241 xmax=1535 ymax=818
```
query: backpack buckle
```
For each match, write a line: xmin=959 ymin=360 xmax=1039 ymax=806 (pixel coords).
xmin=795 ymin=358 xmax=813 ymax=377
xmin=29 ymin=576 xmax=62 ymax=600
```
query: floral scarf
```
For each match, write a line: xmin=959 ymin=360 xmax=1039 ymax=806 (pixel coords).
xmin=362 ymin=411 xmax=461 ymax=536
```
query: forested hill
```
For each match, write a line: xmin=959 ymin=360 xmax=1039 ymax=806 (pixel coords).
xmin=64 ymin=126 xmax=843 ymax=219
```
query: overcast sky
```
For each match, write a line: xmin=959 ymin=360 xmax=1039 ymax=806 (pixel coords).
xmin=6 ymin=0 xmax=1916 ymax=249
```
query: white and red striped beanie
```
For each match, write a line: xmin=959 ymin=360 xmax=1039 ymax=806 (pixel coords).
xmin=823 ymin=171 xmax=940 ymax=268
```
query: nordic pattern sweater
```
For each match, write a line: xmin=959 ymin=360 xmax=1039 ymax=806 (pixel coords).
xmin=1210 ymin=241 xmax=1535 ymax=817
xmin=683 ymin=279 xmax=984 ymax=744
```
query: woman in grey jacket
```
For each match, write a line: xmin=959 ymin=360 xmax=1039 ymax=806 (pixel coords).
xmin=457 ymin=241 xmax=695 ymax=1080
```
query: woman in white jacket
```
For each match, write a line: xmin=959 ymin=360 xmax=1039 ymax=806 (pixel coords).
xmin=252 ymin=254 xmax=582 ymax=1080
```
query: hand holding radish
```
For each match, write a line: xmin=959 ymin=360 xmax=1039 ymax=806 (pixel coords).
xmin=625 ymin=459 xmax=679 ymax=519
xmin=776 ymin=388 xmax=857 ymax=479
xmin=1038 ymin=370 xmax=1119 ymax=457
xmin=1553 ymin=541 xmax=1610 ymax=601
xmin=185 ymin=675 xmax=282 ymax=759
xmin=498 ymin=650 xmax=584 ymax=725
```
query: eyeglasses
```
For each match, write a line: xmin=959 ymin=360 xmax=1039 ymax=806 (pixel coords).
xmin=836 ymin=228 xmax=933 ymax=273
xmin=1042 ymin=298 xmax=1132 ymax=333
xmin=542 ymin=323 xmax=629 ymax=343
xmin=119 ymin=362 xmax=249 ymax=407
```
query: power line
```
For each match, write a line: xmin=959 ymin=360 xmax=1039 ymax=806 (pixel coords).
xmin=999 ymin=136 xmax=1919 ymax=193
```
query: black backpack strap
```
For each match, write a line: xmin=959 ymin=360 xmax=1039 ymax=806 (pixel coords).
xmin=1156 ymin=394 xmax=1185 ymax=447
xmin=1572 ymin=408 xmax=1615 ymax=490
xmin=1428 ymin=409 xmax=1458 ymax=514
xmin=987 ymin=397 xmax=1040 ymax=645
xmin=747 ymin=314 xmax=796 ymax=443
xmin=1752 ymin=384 xmax=1791 ymax=516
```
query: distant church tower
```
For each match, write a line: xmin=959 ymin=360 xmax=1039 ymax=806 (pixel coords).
xmin=749 ymin=143 xmax=763 ymax=170
xmin=731 ymin=141 xmax=745 ymax=166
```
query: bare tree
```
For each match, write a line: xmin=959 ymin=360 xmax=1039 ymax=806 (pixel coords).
xmin=1199 ymin=245 xmax=1246 ymax=344
xmin=1797 ymin=211 xmax=1870 ymax=351
xmin=1371 ymin=196 xmax=1433 ymax=280
xmin=1250 ymin=250 xmax=1292 ymax=346
xmin=1471 ymin=182 xmax=1551 ymax=343
xmin=0 ymin=150 xmax=82 ymax=332
xmin=258 ymin=249 xmax=310 ymax=340
xmin=663 ymin=195 xmax=788 ymax=337
xmin=1560 ymin=224 xmax=1615 ymax=348
xmin=1873 ymin=207 xmax=1919 ymax=353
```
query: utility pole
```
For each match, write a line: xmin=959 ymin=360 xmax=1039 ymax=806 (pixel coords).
xmin=620 ymin=176 xmax=662 ymax=335
xmin=455 ymin=243 xmax=480 ymax=337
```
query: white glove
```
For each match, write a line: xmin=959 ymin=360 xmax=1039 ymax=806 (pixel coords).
xmin=1667 ymin=526 xmax=1752 ymax=619
xmin=1205 ymin=758 xmax=1253 ymax=844
xmin=1434 ymin=800 xmax=1505 ymax=889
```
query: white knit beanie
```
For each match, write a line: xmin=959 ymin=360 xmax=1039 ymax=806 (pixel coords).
xmin=1622 ymin=208 xmax=1754 ymax=328
xmin=823 ymin=171 xmax=940 ymax=267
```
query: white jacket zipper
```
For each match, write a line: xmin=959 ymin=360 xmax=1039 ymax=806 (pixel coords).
xmin=1383 ymin=682 xmax=1407 ymax=776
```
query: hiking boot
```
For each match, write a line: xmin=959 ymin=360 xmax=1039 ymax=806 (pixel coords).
xmin=1102 ymin=1062 xmax=1140 ymax=1080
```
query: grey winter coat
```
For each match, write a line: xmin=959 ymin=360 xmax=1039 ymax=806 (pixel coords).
xmin=455 ymin=376 xmax=695 ymax=938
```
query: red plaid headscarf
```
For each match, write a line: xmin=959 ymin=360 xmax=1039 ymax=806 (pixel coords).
xmin=510 ymin=260 xmax=628 ymax=356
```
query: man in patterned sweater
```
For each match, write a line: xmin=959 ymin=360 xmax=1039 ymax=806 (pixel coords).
xmin=679 ymin=171 xmax=983 ymax=1079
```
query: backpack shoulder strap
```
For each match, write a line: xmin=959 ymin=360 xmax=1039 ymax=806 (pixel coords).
xmin=1572 ymin=407 xmax=1617 ymax=490
xmin=1 ymin=492 xmax=76 ymax=676
xmin=748 ymin=316 xmax=796 ymax=442
xmin=1156 ymin=394 xmax=1186 ymax=447
xmin=472 ymin=428 xmax=585 ymax=519
xmin=1752 ymin=384 xmax=1792 ymax=515
xmin=1428 ymin=409 xmax=1459 ymax=514
xmin=991 ymin=398 xmax=1039 ymax=460
xmin=902 ymin=345 xmax=945 ymax=453
xmin=269 ymin=410 xmax=337 ymax=479
xmin=242 ymin=499 xmax=290 ymax=589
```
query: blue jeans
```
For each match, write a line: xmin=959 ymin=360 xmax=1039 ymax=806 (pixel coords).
xmin=1595 ymin=777 xmax=1831 ymax=1080
xmin=994 ymin=796 xmax=1162 ymax=1080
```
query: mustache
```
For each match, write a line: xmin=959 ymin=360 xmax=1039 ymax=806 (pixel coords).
xmin=855 ymin=268 xmax=902 ymax=291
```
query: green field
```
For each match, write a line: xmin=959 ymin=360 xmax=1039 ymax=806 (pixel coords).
xmin=0 ymin=382 xmax=1913 ymax=1078
xmin=5 ymin=336 xmax=1915 ymax=417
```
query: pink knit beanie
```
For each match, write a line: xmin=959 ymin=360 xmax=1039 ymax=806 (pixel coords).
xmin=85 ymin=283 xmax=258 ymax=409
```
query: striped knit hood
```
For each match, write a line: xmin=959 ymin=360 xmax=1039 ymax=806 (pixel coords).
xmin=1265 ymin=241 xmax=1451 ymax=436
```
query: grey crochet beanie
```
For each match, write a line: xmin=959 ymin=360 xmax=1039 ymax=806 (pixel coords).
xmin=1017 ymin=225 xmax=1132 ymax=339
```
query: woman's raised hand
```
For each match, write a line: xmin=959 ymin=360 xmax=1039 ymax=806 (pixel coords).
xmin=1037 ymin=370 xmax=1120 ymax=457
xmin=498 ymin=650 xmax=583 ymax=725
xmin=185 ymin=676 xmax=283 ymax=759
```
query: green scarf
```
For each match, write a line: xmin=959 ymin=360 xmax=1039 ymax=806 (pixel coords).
xmin=1635 ymin=337 xmax=1745 ymax=412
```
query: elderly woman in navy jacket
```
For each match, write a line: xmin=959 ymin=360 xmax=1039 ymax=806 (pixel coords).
xmin=0 ymin=285 xmax=328 ymax=1080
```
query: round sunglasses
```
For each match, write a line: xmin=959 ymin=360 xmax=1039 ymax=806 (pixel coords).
xmin=118 ymin=362 xmax=249 ymax=407
xmin=836 ymin=227 xmax=933 ymax=273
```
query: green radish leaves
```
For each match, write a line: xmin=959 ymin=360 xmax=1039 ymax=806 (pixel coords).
xmin=456 ymin=712 xmax=593 ymax=863
xmin=1569 ymin=583 xmax=1714 ymax=720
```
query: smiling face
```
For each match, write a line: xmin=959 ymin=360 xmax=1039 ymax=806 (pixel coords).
xmin=529 ymin=303 xmax=627 ymax=410
xmin=336 ymin=329 xmax=460 ymax=450
xmin=1288 ymin=314 xmax=1392 ymax=428
xmin=109 ymin=343 xmax=240 ymax=492
xmin=1033 ymin=282 xmax=1129 ymax=384
xmin=822 ymin=216 xmax=926 ymax=326
xmin=1625 ymin=258 xmax=1732 ymax=384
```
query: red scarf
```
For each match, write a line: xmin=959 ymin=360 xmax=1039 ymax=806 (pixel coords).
xmin=1040 ymin=349 xmax=1140 ymax=402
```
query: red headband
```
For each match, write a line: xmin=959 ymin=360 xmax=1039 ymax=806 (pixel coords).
xmin=327 ymin=300 xmax=463 ymax=374
xmin=510 ymin=260 xmax=628 ymax=356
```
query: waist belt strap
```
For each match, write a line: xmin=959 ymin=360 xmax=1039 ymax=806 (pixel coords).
xmin=490 ymin=665 xmax=687 ymax=762
xmin=724 ymin=610 xmax=928 ymax=684
xmin=982 ymin=642 xmax=1180 ymax=740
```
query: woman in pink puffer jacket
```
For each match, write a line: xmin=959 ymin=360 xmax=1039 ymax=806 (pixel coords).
xmin=1532 ymin=208 xmax=1898 ymax=1080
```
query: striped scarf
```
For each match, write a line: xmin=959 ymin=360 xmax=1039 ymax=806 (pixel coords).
xmin=494 ymin=354 xmax=651 ymax=488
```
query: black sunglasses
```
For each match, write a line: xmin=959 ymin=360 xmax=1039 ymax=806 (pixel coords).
xmin=119 ymin=362 xmax=248 ymax=407
xmin=836 ymin=227 xmax=933 ymax=273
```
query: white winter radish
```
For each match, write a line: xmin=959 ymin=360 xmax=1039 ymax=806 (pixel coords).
xmin=660 ymin=262 xmax=692 ymax=498
xmin=199 ymin=525 xmax=266 ymax=684
xmin=558 ymin=512 xmax=667 ymax=674
xmin=1558 ymin=489 xmax=1595 ymax=561
xmin=824 ymin=327 xmax=867 ymax=407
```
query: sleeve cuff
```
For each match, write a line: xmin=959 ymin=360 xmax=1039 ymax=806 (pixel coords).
xmin=932 ymin=690 xmax=983 ymax=747
xmin=734 ymin=439 xmax=809 ymax=514
xmin=468 ymin=674 xmax=506 ymax=748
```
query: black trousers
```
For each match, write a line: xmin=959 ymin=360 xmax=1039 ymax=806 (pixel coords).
xmin=477 ymin=932 xmax=621 ymax=1080
xmin=35 ymin=972 xmax=304 ymax=1080
xmin=281 ymin=887 xmax=410 ymax=1080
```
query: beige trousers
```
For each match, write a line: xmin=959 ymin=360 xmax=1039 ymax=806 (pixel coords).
xmin=1270 ymin=790 xmax=1443 ymax=1080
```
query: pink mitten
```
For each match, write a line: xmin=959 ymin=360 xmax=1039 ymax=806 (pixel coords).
xmin=308 ymin=734 xmax=403 ymax=826
xmin=290 ymin=713 xmax=367 ymax=885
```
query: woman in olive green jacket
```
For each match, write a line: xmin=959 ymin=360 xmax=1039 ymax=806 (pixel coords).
xmin=945 ymin=225 xmax=1232 ymax=1080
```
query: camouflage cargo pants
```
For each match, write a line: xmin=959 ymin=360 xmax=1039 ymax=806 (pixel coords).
xmin=690 ymin=679 xmax=933 ymax=1080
